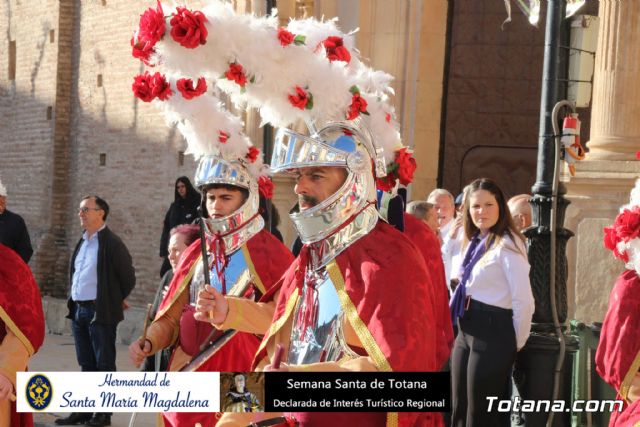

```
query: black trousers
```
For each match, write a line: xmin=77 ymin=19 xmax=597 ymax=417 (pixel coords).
xmin=451 ymin=300 xmax=516 ymax=427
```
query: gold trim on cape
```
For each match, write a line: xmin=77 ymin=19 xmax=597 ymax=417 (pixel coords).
xmin=621 ymin=349 xmax=640 ymax=403
xmin=0 ymin=306 xmax=35 ymax=356
xmin=325 ymin=261 xmax=398 ymax=427
xmin=255 ymin=287 xmax=300 ymax=359
xmin=241 ymin=245 xmax=266 ymax=295
xmin=154 ymin=254 xmax=200 ymax=320
xmin=326 ymin=260 xmax=392 ymax=372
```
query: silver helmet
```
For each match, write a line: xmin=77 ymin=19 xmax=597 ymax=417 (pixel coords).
xmin=195 ymin=155 xmax=264 ymax=255
xmin=271 ymin=119 xmax=385 ymax=244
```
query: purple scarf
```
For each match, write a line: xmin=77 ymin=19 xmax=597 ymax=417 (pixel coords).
xmin=449 ymin=233 xmax=489 ymax=323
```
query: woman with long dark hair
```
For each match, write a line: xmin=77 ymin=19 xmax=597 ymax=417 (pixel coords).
xmin=159 ymin=177 xmax=200 ymax=276
xmin=450 ymin=178 xmax=535 ymax=426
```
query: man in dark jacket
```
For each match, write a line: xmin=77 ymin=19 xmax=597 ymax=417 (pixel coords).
xmin=0 ymin=179 xmax=33 ymax=263
xmin=56 ymin=195 xmax=135 ymax=427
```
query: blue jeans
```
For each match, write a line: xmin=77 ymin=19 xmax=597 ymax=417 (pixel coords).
xmin=71 ymin=303 xmax=117 ymax=372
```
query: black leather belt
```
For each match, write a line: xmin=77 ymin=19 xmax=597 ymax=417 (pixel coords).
xmin=466 ymin=297 xmax=513 ymax=315
xmin=74 ymin=300 xmax=95 ymax=307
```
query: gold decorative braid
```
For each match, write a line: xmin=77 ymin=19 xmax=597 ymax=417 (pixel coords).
xmin=242 ymin=245 xmax=266 ymax=294
xmin=254 ymin=287 xmax=300 ymax=358
xmin=0 ymin=306 xmax=35 ymax=355
xmin=386 ymin=412 xmax=398 ymax=427
xmin=621 ymin=349 xmax=640 ymax=403
xmin=326 ymin=260 xmax=392 ymax=372
xmin=155 ymin=255 xmax=199 ymax=320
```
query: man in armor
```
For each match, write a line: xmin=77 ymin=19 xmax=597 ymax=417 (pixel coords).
xmin=127 ymin=78 xmax=293 ymax=427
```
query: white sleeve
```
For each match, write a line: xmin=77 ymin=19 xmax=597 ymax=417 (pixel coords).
xmin=501 ymin=241 xmax=535 ymax=350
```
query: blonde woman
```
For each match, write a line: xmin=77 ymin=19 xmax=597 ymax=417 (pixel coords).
xmin=450 ymin=178 xmax=535 ymax=427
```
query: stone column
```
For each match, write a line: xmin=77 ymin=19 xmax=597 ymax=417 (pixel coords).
xmin=586 ymin=1 xmax=640 ymax=161
xmin=564 ymin=1 xmax=640 ymax=322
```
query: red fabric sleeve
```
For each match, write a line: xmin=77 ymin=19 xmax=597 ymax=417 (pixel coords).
xmin=0 ymin=244 xmax=45 ymax=354
xmin=403 ymin=214 xmax=454 ymax=368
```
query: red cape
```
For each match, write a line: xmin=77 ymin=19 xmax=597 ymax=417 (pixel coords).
xmin=157 ymin=231 xmax=293 ymax=427
xmin=403 ymin=213 xmax=454 ymax=369
xmin=0 ymin=244 xmax=45 ymax=427
xmin=255 ymin=221 xmax=439 ymax=427
xmin=596 ymin=269 xmax=640 ymax=427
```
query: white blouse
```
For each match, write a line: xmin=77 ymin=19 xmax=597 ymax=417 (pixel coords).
xmin=461 ymin=233 xmax=535 ymax=350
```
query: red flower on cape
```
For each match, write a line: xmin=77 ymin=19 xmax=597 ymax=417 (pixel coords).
xmin=395 ymin=148 xmax=417 ymax=186
xmin=176 ymin=77 xmax=207 ymax=99
xmin=258 ymin=176 xmax=274 ymax=199
xmin=170 ymin=7 xmax=208 ymax=49
xmin=278 ymin=28 xmax=294 ymax=46
xmin=225 ymin=63 xmax=248 ymax=87
xmin=130 ymin=37 xmax=155 ymax=65
xmin=614 ymin=206 xmax=640 ymax=242
xmin=246 ymin=146 xmax=260 ymax=163
xmin=346 ymin=93 xmax=368 ymax=120
xmin=376 ymin=175 xmax=396 ymax=192
xmin=149 ymin=72 xmax=172 ymax=101
xmin=137 ymin=1 xmax=165 ymax=49
xmin=385 ymin=112 xmax=392 ymax=123
xmin=132 ymin=72 xmax=172 ymax=102
xmin=218 ymin=131 xmax=230 ymax=144
xmin=322 ymin=36 xmax=351 ymax=63
xmin=288 ymin=86 xmax=312 ymax=110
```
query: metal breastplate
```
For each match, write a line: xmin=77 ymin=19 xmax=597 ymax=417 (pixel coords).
xmin=288 ymin=268 xmax=358 ymax=365
xmin=189 ymin=248 xmax=254 ymax=304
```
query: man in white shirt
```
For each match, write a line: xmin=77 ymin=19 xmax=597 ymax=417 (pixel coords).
xmin=428 ymin=189 xmax=461 ymax=291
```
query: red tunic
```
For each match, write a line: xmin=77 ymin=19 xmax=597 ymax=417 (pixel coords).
xmin=254 ymin=221 xmax=440 ymax=427
xmin=595 ymin=269 xmax=640 ymax=427
xmin=0 ymin=244 xmax=45 ymax=427
xmin=157 ymin=230 xmax=293 ymax=427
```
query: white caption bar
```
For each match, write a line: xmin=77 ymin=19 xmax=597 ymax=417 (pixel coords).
xmin=16 ymin=372 xmax=220 ymax=413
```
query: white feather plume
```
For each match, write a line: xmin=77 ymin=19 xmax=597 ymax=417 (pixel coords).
xmin=155 ymin=75 xmax=268 ymax=179
xmin=134 ymin=0 xmax=407 ymax=170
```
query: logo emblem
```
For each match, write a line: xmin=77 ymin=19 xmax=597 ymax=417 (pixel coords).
xmin=26 ymin=374 xmax=52 ymax=410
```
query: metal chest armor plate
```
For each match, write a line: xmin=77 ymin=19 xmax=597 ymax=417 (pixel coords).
xmin=189 ymin=248 xmax=254 ymax=303
xmin=288 ymin=267 xmax=358 ymax=365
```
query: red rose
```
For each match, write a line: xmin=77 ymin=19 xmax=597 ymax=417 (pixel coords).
xmin=176 ymin=77 xmax=207 ymax=100
xmin=246 ymin=146 xmax=260 ymax=163
xmin=225 ymin=63 xmax=248 ymax=87
xmin=395 ymin=148 xmax=417 ymax=185
xmin=137 ymin=1 xmax=165 ymax=48
xmin=385 ymin=112 xmax=391 ymax=123
xmin=376 ymin=175 xmax=396 ymax=192
xmin=258 ymin=176 xmax=274 ymax=199
xmin=218 ymin=131 xmax=230 ymax=144
xmin=346 ymin=93 xmax=368 ymax=120
xmin=170 ymin=7 xmax=208 ymax=49
xmin=131 ymin=37 xmax=155 ymax=66
xmin=603 ymin=226 xmax=618 ymax=252
xmin=614 ymin=206 xmax=640 ymax=242
xmin=132 ymin=72 xmax=155 ymax=102
xmin=322 ymin=36 xmax=351 ymax=63
xmin=636 ymin=151 xmax=640 ymax=160
xmin=278 ymin=28 xmax=294 ymax=46
xmin=149 ymin=72 xmax=172 ymax=101
xmin=288 ymin=86 xmax=312 ymax=110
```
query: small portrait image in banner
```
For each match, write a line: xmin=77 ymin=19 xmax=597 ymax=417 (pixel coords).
xmin=220 ymin=372 xmax=264 ymax=413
